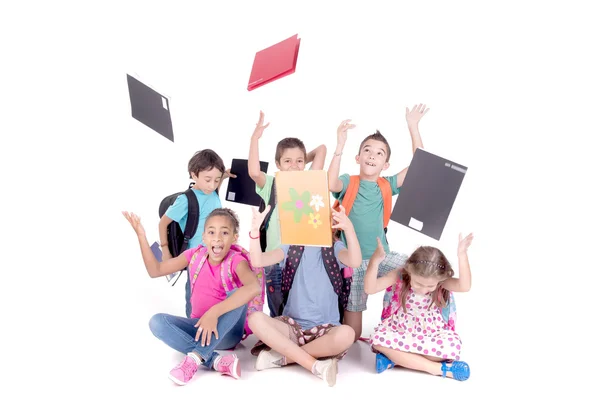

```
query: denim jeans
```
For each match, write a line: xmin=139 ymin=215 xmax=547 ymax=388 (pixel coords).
xmin=264 ymin=263 xmax=283 ymax=317
xmin=149 ymin=302 xmax=247 ymax=369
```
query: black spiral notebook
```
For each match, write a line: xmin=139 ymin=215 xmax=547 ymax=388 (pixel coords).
xmin=127 ymin=74 xmax=174 ymax=142
xmin=391 ymin=148 xmax=467 ymax=240
xmin=225 ymin=158 xmax=269 ymax=207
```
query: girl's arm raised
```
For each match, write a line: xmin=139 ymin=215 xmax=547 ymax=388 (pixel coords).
xmin=248 ymin=205 xmax=285 ymax=267
xmin=364 ymin=238 xmax=398 ymax=294
xmin=442 ymin=233 xmax=474 ymax=293
xmin=123 ymin=212 xmax=188 ymax=278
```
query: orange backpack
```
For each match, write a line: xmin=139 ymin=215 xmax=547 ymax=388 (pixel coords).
xmin=332 ymin=175 xmax=393 ymax=233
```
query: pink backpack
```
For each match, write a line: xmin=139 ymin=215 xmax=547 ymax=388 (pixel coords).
xmin=188 ymin=244 xmax=265 ymax=340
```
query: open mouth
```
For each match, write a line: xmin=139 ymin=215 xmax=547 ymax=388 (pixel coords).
xmin=365 ymin=161 xmax=376 ymax=167
xmin=212 ymin=245 xmax=223 ymax=256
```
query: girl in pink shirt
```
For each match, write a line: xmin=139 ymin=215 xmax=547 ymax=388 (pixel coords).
xmin=123 ymin=208 xmax=261 ymax=386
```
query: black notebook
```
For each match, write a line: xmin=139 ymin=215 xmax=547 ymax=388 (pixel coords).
xmin=127 ymin=74 xmax=174 ymax=142
xmin=225 ymin=159 xmax=269 ymax=207
xmin=391 ymin=148 xmax=467 ymax=240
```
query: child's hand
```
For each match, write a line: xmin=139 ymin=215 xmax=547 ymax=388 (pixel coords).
xmin=252 ymin=110 xmax=270 ymax=139
xmin=405 ymin=104 xmax=429 ymax=126
xmin=194 ymin=308 xmax=219 ymax=346
xmin=331 ymin=205 xmax=353 ymax=231
xmin=251 ymin=205 xmax=271 ymax=231
xmin=458 ymin=232 xmax=474 ymax=256
xmin=372 ymin=237 xmax=386 ymax=264
xmin=122 ymin=211 xmax=146 ymax=237
xmin=336 ymin=119 xmax=356 ymax=147
xmin=222 ymin=168 xmax=237 ymax=179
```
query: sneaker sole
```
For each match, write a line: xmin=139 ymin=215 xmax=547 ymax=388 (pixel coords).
xmin=168 ymin=374 xmax=187 ymax=386
xmin=255 ymin=350 xmax=280 ymax=371
xmin=325 ymin=359 xmax=338 ymax=387
xmin=228 ymin=357 xmax=241 ymax=380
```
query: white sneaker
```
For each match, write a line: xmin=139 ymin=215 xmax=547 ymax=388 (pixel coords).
xmin=312 ymin=358 xmax=338 ymax=387
xmin=255 ymin=349 xmax=286 ymax=371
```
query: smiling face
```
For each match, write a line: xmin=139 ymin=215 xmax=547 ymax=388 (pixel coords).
xmin=202 ymin=215 xmax=238 ymax=263
xmin=355 ymin=139 xmax=390 ymax=177
xmin=276 ymin=147 xmax=306 ymax=171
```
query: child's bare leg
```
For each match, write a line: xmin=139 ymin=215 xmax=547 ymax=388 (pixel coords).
xmin=285 ymin=325 xmax=355 ymax=364
xmin=248 ymin=313 xmax=315 ymax=371
xmin=373 ymin=345 xmax=456 ymax=378
xmin=343 ymin=310 xmax=363 ymax=342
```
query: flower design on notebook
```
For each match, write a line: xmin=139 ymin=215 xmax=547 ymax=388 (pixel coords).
xmin=308 ymin=213 xmax=322 ymax=228
xmin=309 ymin=194 xmax=325 ymax=211
xmin=281 ymin=188 xmax=313 ymax=223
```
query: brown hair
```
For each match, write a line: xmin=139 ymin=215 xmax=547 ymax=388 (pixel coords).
xmin=399 ymin=246 xmax=454 ymax=312
xmin=188 ymin=149 xmax=225 ymax=178
xmin=204 ymin=208 xmax=240 ymax=234
xmin=358 ymin=131 xmax=391 ymax=162
xmin=275 ymin=137 xmax=307 ymax=163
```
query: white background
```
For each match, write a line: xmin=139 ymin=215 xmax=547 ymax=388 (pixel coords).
xmin=1 ymin=0 xmax=598 ymax=398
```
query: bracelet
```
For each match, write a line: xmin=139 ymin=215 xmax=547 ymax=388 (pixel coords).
xmin=160 ymin=243 xmax=168 ymax=247
xmin=333 ymin=152 xmax=343 ymax=157
xmin=249 ymin=231 xmax=260 ymax=240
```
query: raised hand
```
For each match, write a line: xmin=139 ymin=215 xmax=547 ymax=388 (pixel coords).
xmin=252 ymin=111 xmax=270 ymax=139
xmin=336 ymin=119 xmax=356 ymax=147
xmin=372 ymin=237 xmax=386 ymax=264
xmin=405 ymin=104 xmax=430 ymax=126
xmin=122 ymin=211 xmax=146 ymax=237
xmin=331 ymin=205 xmax=353 ymax=231
xmin=457 ymin=232 xmax=474 ymax=255
xmin=251 ymin=205 xmax=271 ymax=231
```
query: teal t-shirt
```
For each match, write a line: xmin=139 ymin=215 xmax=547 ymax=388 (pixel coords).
xmin=255 ymin=173 xmax=281 ymax=252
xmin=165 ymin=189 xmax=222 ymax=249
xmin=332 ymin=174 xmax=401 ymax=259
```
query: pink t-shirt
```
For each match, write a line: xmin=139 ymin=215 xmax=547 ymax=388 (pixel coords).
xmin=184 ymin=246 xmax=245 ymax=319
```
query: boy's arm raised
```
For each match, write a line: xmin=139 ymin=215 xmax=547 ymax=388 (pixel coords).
xmin=249 ymin=111 xmax=270 ymax=189
xmin=332 ymin=205 xmax=361 ymax=268
xmin=124 ymin=212 xmax=188 ymax=278
xmin=394 ymin=104 xmax=428 ymax=188
xmin=307 ymin=144 xmax=327 ymax=170
xmin=328 ymin=119 xmax=355 ymax=193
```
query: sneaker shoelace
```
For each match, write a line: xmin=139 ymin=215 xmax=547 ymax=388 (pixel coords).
xmin=178 ymin=358 xmax=198 ymax=379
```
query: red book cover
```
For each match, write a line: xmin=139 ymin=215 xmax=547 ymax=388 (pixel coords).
xmin=247 ymin=34 xmax=301 ymax=91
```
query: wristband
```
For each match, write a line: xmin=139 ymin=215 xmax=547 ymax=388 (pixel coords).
xmin=249 ymin=231 xmax=260 ymax=240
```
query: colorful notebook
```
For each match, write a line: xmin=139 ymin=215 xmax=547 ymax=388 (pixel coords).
xmin=390 ymin=148 xmax=468 ymax=240
xmin=225 ymin=158 xmax=269 ymax=207
xmin=275 ymin=170 xmax=332 ymax=247
xmin=127 ymin=74 xmax=174 ymax=142
xmin=247 ymin=34 xmax=301 ymax=91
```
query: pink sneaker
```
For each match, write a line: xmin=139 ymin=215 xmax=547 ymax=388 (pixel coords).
xmin=213 ymin=354 xmax=241 ymax=379
xmin=168 ymin=355 xmax=199 ymax=385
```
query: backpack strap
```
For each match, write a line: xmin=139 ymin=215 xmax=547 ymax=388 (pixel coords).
xmin=189 ymin=247 xmax=210 ymax=295
xmin=183 ymin=189 xmax=200 ymax=248
xmin=333 ymin=175 xmax=360 ymax=214
xmin=279 ymin=245 xmax=304 ymax=315
xmin=320 ymin=246 xmax=352 ymax=324
xmin=376 ymin=177 xmax=393 ymax=231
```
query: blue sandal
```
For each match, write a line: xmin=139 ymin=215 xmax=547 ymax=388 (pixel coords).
xmin=376 ymin=353 xmax=395 ymax=374
xmin=441 ymin=360 xmax=470 ymax=381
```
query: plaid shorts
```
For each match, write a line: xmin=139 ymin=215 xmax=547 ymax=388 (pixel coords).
xmin=250 ymin=316 xmax=348 ymax=360
xmin=346 ymin=251 xmax=408 ymax=312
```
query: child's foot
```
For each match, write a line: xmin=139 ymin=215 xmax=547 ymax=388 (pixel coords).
xmin=312 ymin=358 xmax=338 ymax=387
xmin=213 ymin=354 xmax=241 ymax=379
xmin=255 ymin=349 xmax=287 ymax=371
xmin=376 ymin=353 xmax=395 ymax=373
xmin=168 ymin=355 xmax=199 ymax=385
xmin=441 ymin=360 xmax=470 ymax=381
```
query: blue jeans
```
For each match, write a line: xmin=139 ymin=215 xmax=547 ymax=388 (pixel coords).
xmin=265 ymin=263 xmax=283 ymax=317
xmin=149 ymin=303 xmax=247 ymax=369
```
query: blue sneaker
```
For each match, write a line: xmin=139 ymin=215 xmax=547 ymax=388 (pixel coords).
xmin=375 ymin=353 xmax=395 ymax=373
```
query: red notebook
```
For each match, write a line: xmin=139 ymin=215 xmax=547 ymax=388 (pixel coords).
xmin=247 ymin=34 xmax=301 ymax=91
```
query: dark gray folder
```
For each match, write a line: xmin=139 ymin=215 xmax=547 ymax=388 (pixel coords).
xmin=391 ymin=148 xmax=467 ymax=240
xmin=225 ymin=158 xmax=269 ymax=207
xmin=127 ymin=74 xmax=174 ymax=142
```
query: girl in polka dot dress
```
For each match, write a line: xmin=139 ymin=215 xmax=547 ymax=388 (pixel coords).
xmin=365 ymin=233 xmax=474 ymax=381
